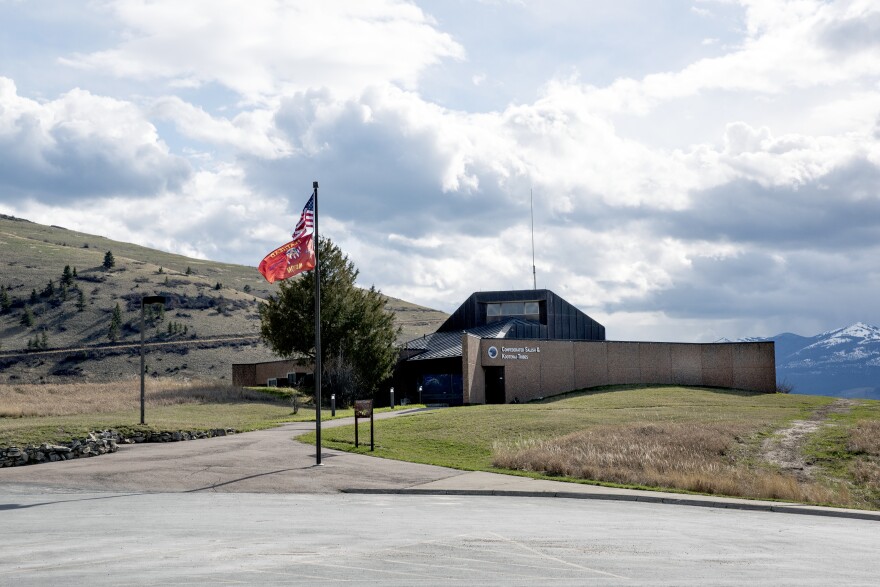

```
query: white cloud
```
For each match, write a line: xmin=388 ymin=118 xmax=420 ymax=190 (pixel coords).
xmin=61 ymin=0 xmax=465 ymax=103
xmin=0 ymin=77 xmax=190 ymax=202
xmin=150 ymin=97 xmax=292 ymax=159
xmin=580 ymin=0 xmax=880 ymax=116
xmin=10 ymin=163 xmax=292 ymax=265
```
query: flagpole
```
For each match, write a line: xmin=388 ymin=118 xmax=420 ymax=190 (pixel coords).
xmin=313 ymin=180 xmax=322 ymax=466
xmin=530 ymin=188 xmax=537 ymax=290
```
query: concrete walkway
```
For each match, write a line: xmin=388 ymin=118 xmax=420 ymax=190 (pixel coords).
xmin=2 ymin=408 xmax=878 ymax=521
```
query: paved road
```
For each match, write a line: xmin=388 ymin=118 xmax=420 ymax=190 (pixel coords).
xmin=2 ymin=409 xmax=879 ymax=584
xmin=1 ymin=491 xmax=878 ymax=586
xmin=0 ymin=334 xmax=261 ymax=360
xmin=0 ymin=409 xmax=462 ymax=493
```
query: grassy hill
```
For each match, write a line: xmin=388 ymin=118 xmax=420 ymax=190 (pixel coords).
xmin=0 ymin=215 xmax=447 ymax=383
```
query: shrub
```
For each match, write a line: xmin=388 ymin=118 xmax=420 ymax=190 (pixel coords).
xmin=776 ymin=379 xmax=794 ymax=394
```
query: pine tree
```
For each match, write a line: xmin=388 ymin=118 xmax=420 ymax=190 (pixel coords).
xmin=72 ymin=267 xmax=78 ymax=278
xmin=108 ymin=303 xmax=122 ymax=342
xmin=40 ymin=331 xmax=48 ymax=349
xmin=30 ymin=289 xmax=38 ymax=304
xmin=259 ymin=237 xmax=400 ymax=405
xmin=61 ymin=265 xmax=74 ymax=286
xmin=0 ymin=286 xmax=10 ymax=313
xmin=103 ymin=250 xmax=116 ymax=269
xmin=41 ymin=280 xmax=55 ymax=297
xmin=21 ymin=306 xmax=34 ymax=328
xmin=76 ymin=289 xmax=86 ymax=312
xmin=185 ymin=266 xmax=193 ymax=275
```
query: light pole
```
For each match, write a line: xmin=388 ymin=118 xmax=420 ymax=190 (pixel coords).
xmin=140 ymin=295 xmax=166 ymax=425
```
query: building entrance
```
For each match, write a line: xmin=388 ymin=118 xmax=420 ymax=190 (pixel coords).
xmin=484 ymin=366 xmax=505 ymax=404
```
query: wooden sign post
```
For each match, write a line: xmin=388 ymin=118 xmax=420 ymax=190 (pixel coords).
xmin=354 ymin=400 xmax=374 ymax=451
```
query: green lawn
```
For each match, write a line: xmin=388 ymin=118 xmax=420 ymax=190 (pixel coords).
xmin=303 ymin=386 xmax=833 ymax=470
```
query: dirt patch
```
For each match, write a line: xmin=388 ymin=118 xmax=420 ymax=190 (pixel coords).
xmin=761 ymin=399 xmax=857 ymax=481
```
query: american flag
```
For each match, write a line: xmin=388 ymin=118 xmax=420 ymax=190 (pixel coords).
xmin=292 ymin=194 xmax=315 ymax=240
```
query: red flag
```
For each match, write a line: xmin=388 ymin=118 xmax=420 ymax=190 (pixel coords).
xmin=258 ymin=234 xmax=315 ymax=284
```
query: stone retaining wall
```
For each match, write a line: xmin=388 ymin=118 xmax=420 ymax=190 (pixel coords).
xmin=0 ymin=428 xmax=237 ymax=468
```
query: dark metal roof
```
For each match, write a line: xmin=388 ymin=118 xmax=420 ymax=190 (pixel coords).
xmin=435 ymin=289 xmax=605 ymax=341
xmin=404 ymin=318 xmax=541 ymax=361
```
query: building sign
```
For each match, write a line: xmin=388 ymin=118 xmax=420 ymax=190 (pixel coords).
xmin=487 ymin=345 xmax=541 ymax=360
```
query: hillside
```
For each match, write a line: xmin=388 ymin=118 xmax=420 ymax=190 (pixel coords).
xmin=744 ymin=323 xmax=880 ymax=399
xmin=0 ymin=215 xmax=447 ymax=383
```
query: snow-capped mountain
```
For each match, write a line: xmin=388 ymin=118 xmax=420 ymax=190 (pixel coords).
xmin=745 ymin=323 xmax=880 ymax=399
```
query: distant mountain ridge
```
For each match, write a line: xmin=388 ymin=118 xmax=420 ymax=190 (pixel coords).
xmin=743 ymin=323 xmax=880 ymax=399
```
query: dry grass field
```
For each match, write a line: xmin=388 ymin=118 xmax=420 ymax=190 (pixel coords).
xmin=0 ymin=378 xmax=283 ymax=419
xmin=0 ymin=378 xmax=305 ymax=447
xmin=492 ymin=422 xmax=839 ymax=505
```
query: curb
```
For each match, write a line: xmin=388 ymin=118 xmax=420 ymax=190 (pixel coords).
xmin=341 ymin=488 xmax=880 ymax=522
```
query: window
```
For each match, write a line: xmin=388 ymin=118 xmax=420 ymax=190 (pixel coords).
xmin=485 ymin=300 xmax=543 ymax=323
xmin=501 ymin=302 xmax=522 ymax=315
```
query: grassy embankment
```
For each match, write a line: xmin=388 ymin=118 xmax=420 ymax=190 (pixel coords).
xmin=802 ymin=400 xmax=880 ymax=507
xmin=0 ymin=379 xmax=401 ymax=447
xmin=306 ymin=385 xmax=880 ymax=510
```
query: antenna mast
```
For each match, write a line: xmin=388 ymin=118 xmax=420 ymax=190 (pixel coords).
xmin=530 ymin=188 xmax=537 ymax=290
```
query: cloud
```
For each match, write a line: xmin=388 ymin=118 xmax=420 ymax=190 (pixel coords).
xmin=10 ymin=163 xmax=294 ymax=267
xmin=253 ymin=81 xmax=698 ymax=239
xmin=579 ymin=0 xmax=880 ymax=116
xmin=819 ymin=5 xmax=880 ymax=53
xmin=61 ymin=0 xmax=465 ymax=103
xmin=0 ymin=77 xmax=190 ymax=203
xmin=3 ymin=0 xmax=880 ymax=342
xmin=659 ymin=160 xmax=880 ymax=251
xmin=150 ymin=96 xmax=292 ymax=159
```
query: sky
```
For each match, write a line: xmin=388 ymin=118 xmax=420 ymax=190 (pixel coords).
xmin=1 ymin=0 xmax=879 ymax=342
